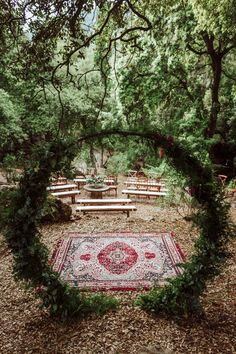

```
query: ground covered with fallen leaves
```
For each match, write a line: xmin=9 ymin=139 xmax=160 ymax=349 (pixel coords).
xmin=0 ymin=184 xmax=235 ymax=353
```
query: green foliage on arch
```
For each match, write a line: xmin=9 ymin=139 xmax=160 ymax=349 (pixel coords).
xmin=135 ymin=134 xmax=235 ymax=316
xmin=3 ymin=140 xmax=118 ymax=319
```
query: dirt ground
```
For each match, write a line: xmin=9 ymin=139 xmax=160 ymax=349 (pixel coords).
xmin=0 ymin=183 xmax=235 ymax=354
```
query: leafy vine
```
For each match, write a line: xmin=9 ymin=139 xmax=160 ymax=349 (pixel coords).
xmin=4 ymin=140 xmax=118 ymax=319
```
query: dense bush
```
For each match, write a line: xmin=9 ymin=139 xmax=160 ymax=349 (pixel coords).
xmin=41 ymin=196 xmax=72 ymax=223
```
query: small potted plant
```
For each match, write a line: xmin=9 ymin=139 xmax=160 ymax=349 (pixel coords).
xmin=86 ymin=175 xmax=105 ymax=189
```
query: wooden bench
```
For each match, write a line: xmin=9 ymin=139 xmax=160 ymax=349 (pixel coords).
xmin=76 ymin=198 xmax=132 ymax=205
xmin=159 ymin=188 xmax=169 ymax=192
xmin=124 ymin=181 xmax=168 ymax=192
xmin=73 ymin=178 xmax=87 ymax=188
xmin=76 ymin=205 xmax=137 ymax=217
xmin=122 ymin=189 xmax=167 ymax=199
xmin=47 ymin=183 xmax=77 ymax=192
xmin=51 ymin=190 xmax=80 ymax=204
xmin=124 ymin=181 xmax=162 ymax=187
xmin=51 ymin=176 xmax=68 ymax=185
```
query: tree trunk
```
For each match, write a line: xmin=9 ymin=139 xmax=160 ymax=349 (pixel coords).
xmin=89 ymin=144 xmax=97 ymax=175
xmin=207 ymin=54 xmax=222 ymax=138
xmin=100 ymin=144 xmax=104 ymax=168
xmin=203 ymin=34 xmax=223 ymax=138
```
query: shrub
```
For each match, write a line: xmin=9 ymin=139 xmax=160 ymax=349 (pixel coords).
xmin=41 ymin=195 xmax=72 ymax=223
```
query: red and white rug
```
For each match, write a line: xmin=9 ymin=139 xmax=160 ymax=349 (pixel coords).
xmin=51 ymin=232 xmax=185 ymax=290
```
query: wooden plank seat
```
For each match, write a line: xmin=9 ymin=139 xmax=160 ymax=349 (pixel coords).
xmin=73 ymin=178 xmax=87 ymax=188
xmin=122 ymin=189 xmax=167 ymax=199
xmin=126 ymin=186 xmax=169 ymax=193
xmin=47 ymin=183 xmax=77 ymax=192
xmin=76 ymin=205 xmax=137 ymax=217
xmin=105 ymin=176 xmax=117 ymax=185
xmin=159 ymin=188 xmax=169 ymax=192
xmin=124 ymin=181 xmax=168 ymax=192
xmin=76 ymin=198 xmax=132 ymax=205
xmin=51 ymin=190 xmax=80 ymax=204
xmin=51 ymin=176 xmax=68 ymax=185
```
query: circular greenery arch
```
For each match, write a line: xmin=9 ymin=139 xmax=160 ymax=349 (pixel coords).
xmin=3 ymin=131 xmax=234 ymax=319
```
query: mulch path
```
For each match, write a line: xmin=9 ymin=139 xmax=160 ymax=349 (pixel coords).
xmin=0 ymin=194 xmax=235 ymax=353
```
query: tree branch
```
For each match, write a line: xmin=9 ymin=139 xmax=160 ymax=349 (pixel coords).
xmin=221 ymin=44 xmax=236 ymax=56
xmin=222 ymin=69 xmax=236 ymax=82
xmin=51 ymin=0 xmax=125 ymax=86
xmin=170 ymin=71 xmax=194 ymax=102
xmin=187 ymin=44 xmax=207 ymax=55
xmin=77 ymin=129 xmax=164 ymax=146
xmin=126 ymin=0 xmax=152 ymax=29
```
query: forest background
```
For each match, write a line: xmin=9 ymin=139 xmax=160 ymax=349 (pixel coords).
xmin=0 ymin=0 xmax=236 ymax=179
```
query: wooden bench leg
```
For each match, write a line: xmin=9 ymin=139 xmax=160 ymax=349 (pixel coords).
xmin=72 ymin=196 xmax=75 ymax=204
xmin=127 ymin=211 xmax=130 ymax=217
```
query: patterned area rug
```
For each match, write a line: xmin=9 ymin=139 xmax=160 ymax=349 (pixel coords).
xmin=51 ymin=232 xmax=185 ymax=290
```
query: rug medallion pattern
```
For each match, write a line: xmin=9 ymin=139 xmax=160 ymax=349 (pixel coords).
xmin=52 ymin=232 xmax=184 ymax=290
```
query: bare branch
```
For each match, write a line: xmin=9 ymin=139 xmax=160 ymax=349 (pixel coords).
xmin=53 ymin=84 xmax=65 ymax=136
xmin=170 ymin=71 xmax=194 ymax=101
xmin=51 ymin=0 xmax=153 ymax=91
xmin=77 ymin=68 xmax=100 ymax=86
xmin=126 ymin=0 xmax=152 ymax=29
xmin=69 ymin=0 xmax=87 ymax=38
xmin=51 ymin=0 xmax=125 ymax=86
xmin=113 ymin=41 xmax=120 ymax=94
xmin=66 ymin=62 xmax=77 ymax=87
